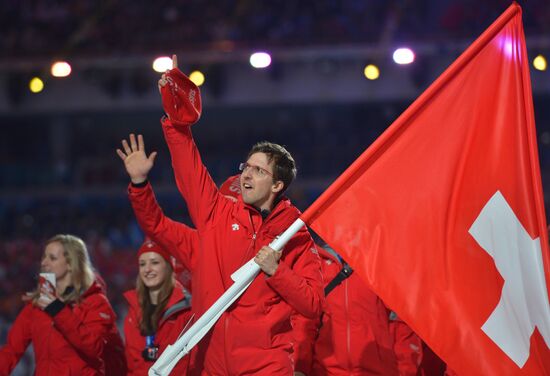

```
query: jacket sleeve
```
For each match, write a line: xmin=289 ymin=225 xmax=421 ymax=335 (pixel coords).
xmin=290 ymin=312 xmax=319 ymax=375
xmin=51 ymin=294 xmax=115 ymax=360
xmin=0 ymin=304 xmax=32 ymax=374
xmin=390 ymin=316 xmax=423 ymax=376
xmin=266 ymin=230 xmax=324 ymax=319
xmin=160 ymin=100 xmax=225 ymax=232
xmin=129 ymin=181 xmax=199 ymax=270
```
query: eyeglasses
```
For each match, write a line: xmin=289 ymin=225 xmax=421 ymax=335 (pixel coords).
xmin=239 ymin=162 xmax=273 ymax=178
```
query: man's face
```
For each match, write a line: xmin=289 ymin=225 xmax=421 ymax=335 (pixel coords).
xmin=240 ymin=152 xmax=281 ymax=211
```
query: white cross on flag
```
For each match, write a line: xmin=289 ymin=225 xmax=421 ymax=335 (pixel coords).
xmin=301 ymin=4 xmax=550 ymax=375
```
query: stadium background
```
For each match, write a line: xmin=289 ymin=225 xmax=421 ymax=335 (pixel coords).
xmin=1 ymin=0 xmax=549 ymax=373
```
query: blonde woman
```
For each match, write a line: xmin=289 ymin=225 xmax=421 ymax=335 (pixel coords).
xmin=0 ymin=234 xmax=122 ymax=375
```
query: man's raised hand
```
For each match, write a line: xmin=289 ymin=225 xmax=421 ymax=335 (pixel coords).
xmin=158 ymin=54 xmax=178 ymax=93
xmin=116 ymin=134 xmax=157 ymax=184
xmin=172 ymin=54 xmax=178 ymax=69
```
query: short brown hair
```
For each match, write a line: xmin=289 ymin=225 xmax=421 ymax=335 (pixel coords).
xmin=248 ymin=141 xmax=297 ymax=194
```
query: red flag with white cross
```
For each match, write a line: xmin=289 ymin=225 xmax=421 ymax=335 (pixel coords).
xmin=301 ymin=4 xmax=550 ymax=375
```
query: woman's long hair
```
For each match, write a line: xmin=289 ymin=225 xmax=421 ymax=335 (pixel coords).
xmin=32 ymin=234 xmax=95 ymax=304
xmin=136 ymin=260 xmax=175 ymax=336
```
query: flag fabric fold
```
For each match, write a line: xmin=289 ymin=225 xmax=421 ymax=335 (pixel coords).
xmin=302 ymin=4 xmax=550 ymax=375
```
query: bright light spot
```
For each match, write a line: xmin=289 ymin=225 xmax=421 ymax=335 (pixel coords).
xmin=504 ymin=40 xmax=514 ymax=57
xmin=392 ymin=48 xmax=415 ymax=65
xmin=534 ymin=54 xmax=547 ymax=71
xmin=364 ymin=64 xmax=380 ymax=80
xmin=249 ymin=52 xmax=271 ymax=69
xmin=153 ymin=56 xmax=173 ymax=73
xmin=51 ymin=61 xmax=71 ymax=77
xmin=29 ymin=77 xmax=44 ymax=93
xmin=189 ymin=70 xmax=205 ymax=86
xmin=497 ymin=36 xmax=515 ymax=58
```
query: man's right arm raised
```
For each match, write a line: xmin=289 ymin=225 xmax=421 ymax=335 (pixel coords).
xmin=158 ymin=54 xmax=222 ymax=230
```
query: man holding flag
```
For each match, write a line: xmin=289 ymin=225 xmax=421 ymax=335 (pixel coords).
xmin=116 ymin=135 xmax=321 ymax=375
xmin=155 ymin=58 xmax=324 ymax=375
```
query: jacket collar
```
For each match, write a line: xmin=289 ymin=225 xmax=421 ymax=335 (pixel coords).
xmin=316 ymin=244 xmax=343 ymax=266
xmin=81 ymin=279 xmax=104 ymax=298
xmin=234 ymin=195 xmax=301 ymax=238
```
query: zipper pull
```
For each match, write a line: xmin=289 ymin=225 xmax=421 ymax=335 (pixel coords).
xmin=252 ymin=233 xmax=256 ymax=240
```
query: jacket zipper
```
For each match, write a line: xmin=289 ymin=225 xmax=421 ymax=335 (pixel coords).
xmin=225 ymin=221 xmax=257 ymax=374
xmin=240 ymin=212 xmax=258 ymax=266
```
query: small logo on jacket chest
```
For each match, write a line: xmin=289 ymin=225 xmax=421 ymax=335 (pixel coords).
xmin=231 ymin=223 xmax=240 ymax=231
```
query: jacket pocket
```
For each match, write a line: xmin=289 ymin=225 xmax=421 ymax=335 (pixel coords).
xmin=229 ymin=319 xmax=272 ymax=350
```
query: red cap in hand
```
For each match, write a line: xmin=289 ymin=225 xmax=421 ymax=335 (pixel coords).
xmin=161 ymin=68 xmax=202 ymax=126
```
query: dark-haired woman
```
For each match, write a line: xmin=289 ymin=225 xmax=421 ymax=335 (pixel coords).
xmin=124 ymin=240 xmax=192 ymax=375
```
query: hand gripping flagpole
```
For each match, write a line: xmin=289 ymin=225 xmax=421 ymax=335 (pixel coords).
xmin=148 ymin=218 xmax=306 ymax=376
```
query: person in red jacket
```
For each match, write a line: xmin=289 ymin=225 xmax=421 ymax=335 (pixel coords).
xmin=123 ymin=239 xmax=193 ymax=375
xmin=311 ymin=244 xmax=423 ymax=375
xmin=0 ymin=234 xmax=121 ymax=375
xmin=116 ymin=55 xmax=324 ymax=375
xmin=117 ymin=133 xmax=321 ymax=376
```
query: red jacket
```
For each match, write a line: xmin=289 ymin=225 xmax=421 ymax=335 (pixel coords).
xmin=290 ymin=310 xmax=320 ymax=374
xmin=153 ymin=102 xmax=324 ymax=374
xmin=123 ymin=281 xmax=193 ymax=376
xmin=312 ymin=247 xmax=422 ymax=375
xmin=390 ymin=316 xmax=423 ymax=375
xmin=0 ymin=280 xmax=118 ymax=375
xmin=128 ymin=182 xmax=199 ymax=278
xmin=128 ymin=182 xmax=317 ymax=375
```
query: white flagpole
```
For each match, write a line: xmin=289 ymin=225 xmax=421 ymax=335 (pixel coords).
xmin=148 ymin=218 xmax=306 ymax=376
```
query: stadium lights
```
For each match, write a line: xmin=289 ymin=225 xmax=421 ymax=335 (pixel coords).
xmin=51 ymin=61 xmax=71 ymax=77
xmin=153 ymin=56 xmax=173 ymax=73
xmin=364 ymin=64 xmax=380 ymax=80
xmin=189 ymin=70 xmax=205 ymax=86
xmin=29 ymin=77 xmax=44 ymax=93
xmin=249 ymin=52 xmax=271 ymax=69
xmin=392 ymin=48 xmax=415 ymax=65
xmin=533 ymin=54 xmax=547 ymax=71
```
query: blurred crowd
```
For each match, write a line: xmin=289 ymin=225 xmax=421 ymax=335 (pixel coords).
xmin=2 ymin=0 xmax=550 ymax=57
xmin=0 ymin=103 xmax=391 ymax=191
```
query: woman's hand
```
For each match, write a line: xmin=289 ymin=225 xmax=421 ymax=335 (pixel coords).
xmin=21 ymin=292 xmax=34 ymax=303
xmin=36 ymin=282 xmax=59 ymax=310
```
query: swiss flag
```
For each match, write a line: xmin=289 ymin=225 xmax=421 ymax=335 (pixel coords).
xmin=302 ymin=4 xmax=550 ymax=375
